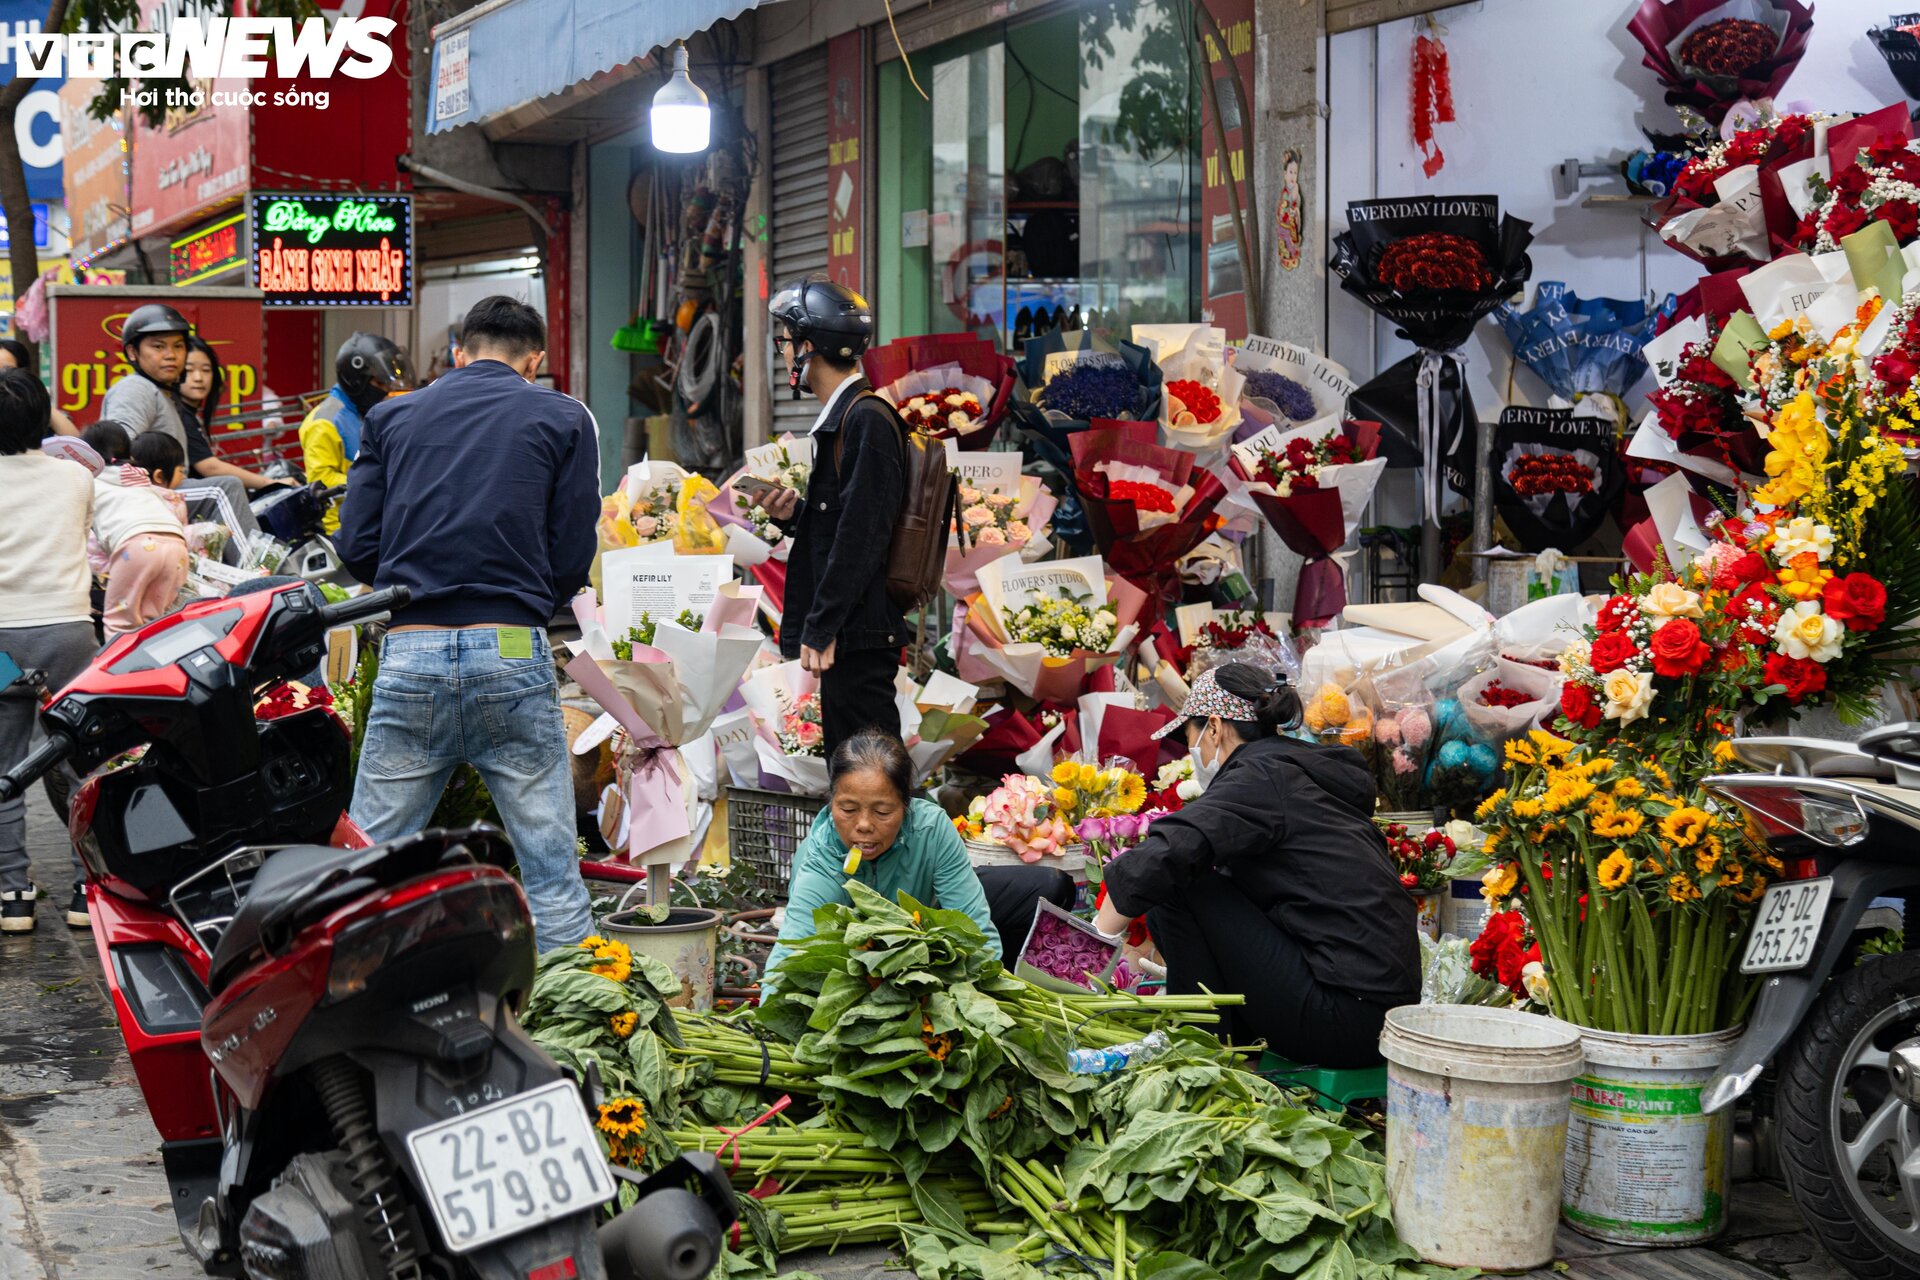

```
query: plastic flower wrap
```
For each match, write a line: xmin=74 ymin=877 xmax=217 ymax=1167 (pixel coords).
xmin=1014 ymin=900 xmax=1121 ymax=993
xmin=1331 ymin=196 xmax=1534 ymax=526
xmin=1423 ymin=696 xmax=1502 ymax=813
xmin=1132 ymin=323 xmax=1245 ymax=461
xmin=1495 ymin=282 xmax=1662 ymax=418
xmin=1069 ymin=419 xmax=1228 ymax=605
xmin=1870 ymin=15 xmax=1920 ymax=100
xmin=1009 ymin=332 xmax=1164 ymax=552
xmin=1379 ymin=820 xmax=1459 ymax=895
xmin=1226 ymin=419 xmax=1387 ymax=628
xmin=1458 ymin=657 xmax=1562 ymax=748
xmin=1788 ymin=110 xmax=1920 ymax=254
xmin=1651 ymin=112 xmax=1825 ymax=268
xmin=1183 ymin=608 xmax=1302 ymax=686
xmin=1627 ymin=0 xmax=1815 ymax=128
xmin=862 ymin=332 xmax=1018 ymax=450
xmin=953 ymin=554 xmax=1148 ymax=704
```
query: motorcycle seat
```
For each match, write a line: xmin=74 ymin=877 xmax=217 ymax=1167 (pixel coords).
xmin=207 ymin=844 xmax=371 ymax=995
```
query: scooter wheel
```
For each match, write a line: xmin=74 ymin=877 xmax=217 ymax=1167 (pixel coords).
xmin=1776 ymin=950 xmax=1920 ymax=1279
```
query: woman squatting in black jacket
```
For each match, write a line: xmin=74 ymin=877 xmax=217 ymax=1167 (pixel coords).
xmin=1094 ymin=662 xmax=1421 ymax=1066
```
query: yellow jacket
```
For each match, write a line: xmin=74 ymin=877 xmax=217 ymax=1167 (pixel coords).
xmin=298 ymin=393 xmax=356 ymax=533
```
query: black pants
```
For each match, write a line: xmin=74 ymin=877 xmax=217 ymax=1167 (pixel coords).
xmin=976 ymin=864 xmax=1076 ymax=959
xmin=1147 ymin=869 xmax=1394 ymax=1068
xmin=820 ymin=645 xmax=902 ymax=759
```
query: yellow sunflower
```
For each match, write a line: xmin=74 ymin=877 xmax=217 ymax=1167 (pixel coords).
xmin=1660 ymin=807 xmax=1714 ymax=849
xmin=597 ymin=1097 xmax=647 ymax=1140
xmin=1612 ymin=777 xmax=1646 ymax=800
xmin=609 ymin=1011 xmax=638 ymax=1038
xmin=1713 ymin=740 xmax=1737 ymax=765
xmin=1481 ymin=863 xmax=1519 ymax=902
xmin=1591 ymin=809 xmax=1644 ymax=840
xmin=1511 ymin=797 xmax=1546 ymax=820
xmin=1597 ymin=850 xmax=1635 ymax=892
xmin=1734 ymin=877 xmax=1768 ymax=904
xmin=1586 ymin=792 xmax=1617 ymax=819
xmin=1115 ymin=771 xmax=1147 ymax=813
xmin=1667 ymin=874 xmax=1701 ymax=904
xmin=1474 ymin=788 xmax=1508 ymax=822
xmin=585 ymin=937 xmax=634 ymax=984
xmin=1529 ymin=730 xmax=1574 ymax=760
xmin=1505 ymin=739 xmax=1539 ymax=767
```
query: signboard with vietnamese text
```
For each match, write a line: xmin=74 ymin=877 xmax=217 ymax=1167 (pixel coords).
xmin=126 ymin=0 xmax=249 ymax=241
xmin=1199 ymin=0 xmax=1254 ymax=339
xmin=60 ymin=76 xmax=126 ymax=261
xmin=48 ymin=285 xmax=263 ymax=436
xmin=170 ymin=211 xmax=246 ymax=285
xmin=250 ymin=192 xmax=413 ymax=308
xmin=825 ymin=29 xmax=863 ymax=292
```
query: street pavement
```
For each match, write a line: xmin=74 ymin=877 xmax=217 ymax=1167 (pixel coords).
xmin=0 ymin=789 xmax=1860 ymax=1280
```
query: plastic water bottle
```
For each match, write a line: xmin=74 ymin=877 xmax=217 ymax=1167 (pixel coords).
xmin=1066 ymin=1030 xmax=1172 ymax=1075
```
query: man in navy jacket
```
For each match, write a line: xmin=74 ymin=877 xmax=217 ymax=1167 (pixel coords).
xmin=336 ymin=296 xmax=599 ymax=949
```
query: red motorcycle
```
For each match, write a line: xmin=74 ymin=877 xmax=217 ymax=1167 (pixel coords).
xmin=0 ymin=580 xmax=733 ymax=1280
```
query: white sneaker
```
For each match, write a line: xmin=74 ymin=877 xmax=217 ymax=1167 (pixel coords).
xmin=1 ymin=885 xmax=37 ymax=933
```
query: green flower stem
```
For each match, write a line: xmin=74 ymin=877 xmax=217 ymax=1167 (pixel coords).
xmin=1657 ymin=909 xmax=1691 ymax=1036
xmin=1517 ymin=847 xmax=1589 ymax=1026
xmin=1629 ymin=893 xmax=1663 ymax=1031
xmin=1578 ymin=836 xmax=1638 ymax=1035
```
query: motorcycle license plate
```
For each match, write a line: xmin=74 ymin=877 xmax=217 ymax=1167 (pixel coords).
xmin=1739 ymin=877 xmax=1834 ymax=974
xmin=405 ymin=1080 xmax=613 ymax=1254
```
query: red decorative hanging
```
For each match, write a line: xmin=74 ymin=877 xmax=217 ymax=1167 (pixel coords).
xmin=1411 ymin=26 xmax=1455 ymax=179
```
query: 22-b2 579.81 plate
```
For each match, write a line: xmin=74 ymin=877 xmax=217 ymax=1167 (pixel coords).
xmin=406 ymin=1079 xmax=613 ymax=1253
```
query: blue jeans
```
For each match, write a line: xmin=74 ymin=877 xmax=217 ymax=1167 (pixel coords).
xmin=350 ymin=628 xmax=593 ymax=951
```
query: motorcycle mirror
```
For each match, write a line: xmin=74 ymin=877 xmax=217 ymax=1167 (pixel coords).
xmin=597 ymin=1187 xmax=721 ymax=1280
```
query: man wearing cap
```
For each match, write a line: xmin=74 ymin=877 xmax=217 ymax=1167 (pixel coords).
xmin=1093 ymin=661 xmax=1420 ymax=1067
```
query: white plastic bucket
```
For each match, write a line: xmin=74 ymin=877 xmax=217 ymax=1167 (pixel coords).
xmin=1382 ymin=1005 xmax=1586 ymax=1272
xmin=601 ymin=907 xmax=721 ymax=1012
xmin=1560 ymin=1024 xmax=1741 ymax=1245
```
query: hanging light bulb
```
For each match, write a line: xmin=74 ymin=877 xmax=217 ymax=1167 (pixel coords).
xmin=651 ymin=42 xmax=711 ymax=154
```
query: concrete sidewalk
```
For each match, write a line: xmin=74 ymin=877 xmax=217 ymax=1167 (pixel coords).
xmin=0 ymin=791 xmax=1856 ymax=1280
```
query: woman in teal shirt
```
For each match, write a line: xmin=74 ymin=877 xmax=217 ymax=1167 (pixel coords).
xmin=763 ymin=729 xmax=1071 ymax=987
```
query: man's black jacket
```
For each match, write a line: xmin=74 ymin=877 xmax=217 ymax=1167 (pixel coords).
xmin=781 ymin=378 xmax=907 ymax=657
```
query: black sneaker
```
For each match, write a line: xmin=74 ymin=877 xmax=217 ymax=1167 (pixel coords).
xmin=1 ymin=885 xmax=36 ymax=934
xmin=66 ymin=884 xmax=90 ymax=930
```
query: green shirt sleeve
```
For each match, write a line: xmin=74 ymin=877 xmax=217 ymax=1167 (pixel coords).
xmin=761 ymin=812 xmax=851 ymax=992
xmin=918 ymin=804 xmax=1003 ymax=960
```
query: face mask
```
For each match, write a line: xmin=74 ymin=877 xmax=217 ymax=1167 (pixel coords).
xmin=1188 ymin=731 xmax=1221 ymax=791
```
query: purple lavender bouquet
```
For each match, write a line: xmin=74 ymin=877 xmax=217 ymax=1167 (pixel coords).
xmin=1015 ymin=901 xmax=1121 ymax=993
xmin=1240 ymin=369 xmax=1318 ymax=423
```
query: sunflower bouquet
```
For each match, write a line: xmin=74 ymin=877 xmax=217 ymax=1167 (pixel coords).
xmin=1045 ymin=758 xmax=1148 ymax=825
xmin=1474 ymin=730 xmax=1773 ymax=1035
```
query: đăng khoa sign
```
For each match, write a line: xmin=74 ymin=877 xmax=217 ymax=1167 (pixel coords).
xmin=249 ymin=192 xmax=412 ymax=308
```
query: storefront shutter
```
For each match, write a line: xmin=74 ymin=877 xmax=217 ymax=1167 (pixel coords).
xmin=1327 ymin=0 xmax=1464 ymax=33
xmin=769 ymin=47 xmax=830 ymax=434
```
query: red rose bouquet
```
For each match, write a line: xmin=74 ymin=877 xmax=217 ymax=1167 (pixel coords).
xmin=1627 ymin=0 xmax=1814 ymax=127
xmin=1134 ymin=322 xmax=1245 ymax=459
xmin=862 ymin=332 xmax=1016 ymax=450
xmin=1069 ymin=419 xmax=1228 ymax=604
xmin=1227 ymin=420 xmax=1387 ymax=628
xmin=1506 ymin=453 xmax=1595 ymax=496
xmin=1791 ymin=115 xmax=1920 ymax=254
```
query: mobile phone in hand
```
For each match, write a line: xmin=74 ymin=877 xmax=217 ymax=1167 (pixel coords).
xmin=736 ymin=475 xmax=782 ymax=507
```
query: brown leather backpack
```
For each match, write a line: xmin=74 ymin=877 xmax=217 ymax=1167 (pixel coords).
xmin=835 ymin=392 xmax=959 ymax=611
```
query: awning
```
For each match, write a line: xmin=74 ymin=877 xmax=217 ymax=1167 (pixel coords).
xmin=427 ymin=0 xmax=761 ymax=134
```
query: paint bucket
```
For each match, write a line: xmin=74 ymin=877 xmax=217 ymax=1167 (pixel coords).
xmin=1382 ymin=1005 xmax=1586 ymax=1271
xmin=601 ymin=907 xmax=722 ymax=1012
xmin=1561 ymin=1024 xmax=1742 ymax=1245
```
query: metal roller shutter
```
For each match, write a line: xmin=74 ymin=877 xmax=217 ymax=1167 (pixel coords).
xmin=769 ymin=48 xmax=830 ymax=434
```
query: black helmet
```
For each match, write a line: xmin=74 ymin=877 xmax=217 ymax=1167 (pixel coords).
xmin=769 ymin=276 xmax=872 ymax=399
xmin=120 ymin=303 xmax=192 ymax=349
xmin=336 ymin=333 xmax=412 ymax=414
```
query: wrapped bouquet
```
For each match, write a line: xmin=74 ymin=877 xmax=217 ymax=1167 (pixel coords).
xmin=863 ymin=332 xmax=1019 ymax=450
xmin=1627 ymin=0 xmax=1815 ymax=128
xmin=1132 ymin=323 xmax=1245 ymax=461
xmin=1227 ymin=419 xmax=1387 ymax=627
xmin=1009 ymin=331 xmax=1164 ymax=552
xmin=1333 ymin=195 xmax=1534 ymax=528
xmin=943 ymin=450 xmax=1058 ymax=598
xmin=1069 ymin=419 xmax=1228 ymax=604
xmin=954 ymin=554 xmax=1149 ymax=704
xmin=1231 ymin=336 xmax=1357 ymax=435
